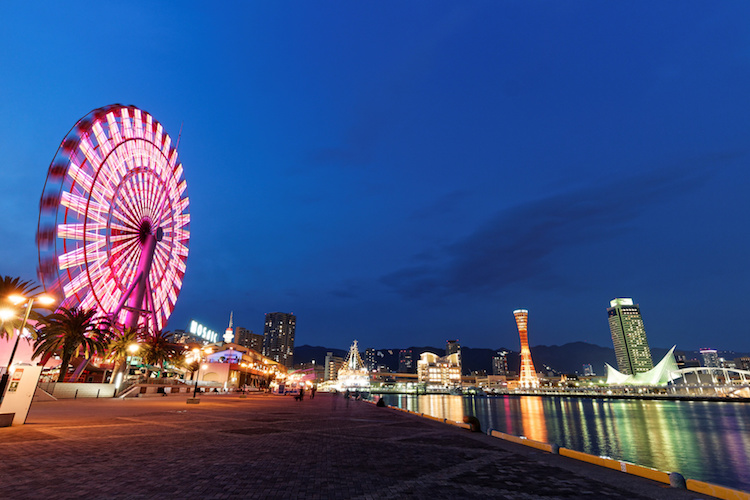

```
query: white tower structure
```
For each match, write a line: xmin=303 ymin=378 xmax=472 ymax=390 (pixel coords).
xmin=223 ymin=311 xmax=234 ymax=343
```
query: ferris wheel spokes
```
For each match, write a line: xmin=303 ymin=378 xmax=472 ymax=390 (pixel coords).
xmin=38 ymin=104 xmax=190 ymax=331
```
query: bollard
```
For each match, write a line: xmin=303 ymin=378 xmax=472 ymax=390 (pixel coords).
xmin=550 ymin=444 xmax=560 ymax=455
xmin=463 ymin=415 xmax=481 ymax=432
xmin=669 ymin=472 xmax=687 ymax=489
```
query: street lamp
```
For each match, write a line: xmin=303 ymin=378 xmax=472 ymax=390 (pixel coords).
xmin=125 ymin=343 xmax=139 ymax=380
xmin=112 ymin=343 xmax=140 ymax=389
xmin=188 ymin=347 xmax=212 ymax=403
xmin=0 ymin=294 xmax=55 ymax=403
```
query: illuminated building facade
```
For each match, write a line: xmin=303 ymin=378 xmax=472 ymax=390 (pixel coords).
xmin=492 ymin=351 xmax=509 ymax=376
xmin=364 ymin=348 xmax=376 ymax=370
xmin=324 ymin=351 xmax=344 ymax=381
xmin=398 ymin=349 xmax=415 ymax=373
xmin=417 ymin=352 xmax=461 ymax=388
xmin=700 ymin=349 xmax=720 ymax=368
xmin=197 ymin=343 xmax=283 ymax=391
xmin=235 ymin=327 xmax=264 ymax=353
xmin=607 ymin=298 xmax=653 ymax=375
xmin=514 ymin=309 xmax=539 ymax=388
xmin=736 ymin=357 xmax=750 ymax=371
xmin=262 ymin=312 xmax=296 ymax=369
xmin=446 ymin=340 xmax=461 ymax=373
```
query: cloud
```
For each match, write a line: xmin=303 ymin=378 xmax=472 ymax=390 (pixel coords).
xmin=381 ymin=156 xmax=729 ymax=299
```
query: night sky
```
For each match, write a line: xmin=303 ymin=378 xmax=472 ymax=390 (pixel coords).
xmin=1 ymin=2 xmax=749 ymax=352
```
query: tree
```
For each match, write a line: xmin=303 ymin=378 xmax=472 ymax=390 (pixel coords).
xmin=33 ymin=306 xmax=110 ymax=382
xmin=0 ymin=276 xmax=41 ymax=341
xmin=106 ymin=326 xmax=143 ymax=380
xmin=140 ymin=330 xmax=183 ymax=378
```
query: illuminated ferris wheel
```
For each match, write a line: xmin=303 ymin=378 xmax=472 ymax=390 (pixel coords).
xmin=37 ymin=104 xmax=190 ymax=331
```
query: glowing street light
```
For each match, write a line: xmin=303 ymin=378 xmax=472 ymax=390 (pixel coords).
xmin=113 ymin=343 xmax=140 ymax=389
xmin=0 ymin=294 xmax=56 ymax=403
xmin=188 ymin=347 xmax=214 ymax=403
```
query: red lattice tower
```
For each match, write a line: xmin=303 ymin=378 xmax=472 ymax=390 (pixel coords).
xmin=514 ymin=309 xmax=539 ymax=388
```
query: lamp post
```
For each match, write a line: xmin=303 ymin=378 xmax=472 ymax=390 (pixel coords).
xmin=112 ymin=343 xmax=139 ymax=389
xmin=125 ymin=343 xmax=139 ymax=381
xmin=0 ymin=294 xmax=55 ymax=403
xmin=192 ymin=359 xmax=201 ymax=399
xmin=188 ymin=347 xmax=211 ymax=404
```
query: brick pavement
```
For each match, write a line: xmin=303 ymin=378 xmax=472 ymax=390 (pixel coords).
xmin=0 ymin=393 xmax=714 ymax=499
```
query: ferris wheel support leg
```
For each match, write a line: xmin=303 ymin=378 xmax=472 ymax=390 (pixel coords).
xmin=69 ymin=358 xmax=90 ymax=382
xmin=145 ymin=279 xmax=159 ymax=330
xmin=124 ymin=233 xmax=158 ymax=330
xmin=111 ymin=274 xmax=141 ymax=323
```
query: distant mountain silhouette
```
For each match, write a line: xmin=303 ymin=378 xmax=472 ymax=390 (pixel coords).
xmin=294 ymin=345 xmax=347 ymax=365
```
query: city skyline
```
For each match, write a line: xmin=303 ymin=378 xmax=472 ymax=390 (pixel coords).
xmin=1 ymin=3 xmax=749 ymax=351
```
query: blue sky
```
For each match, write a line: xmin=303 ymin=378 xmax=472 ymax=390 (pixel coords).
xmin=1 ymin=2 xmax=749 ymax=351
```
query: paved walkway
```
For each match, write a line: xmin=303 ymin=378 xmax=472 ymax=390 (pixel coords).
xmin=0 ymin=393 xmax=713 ymax=499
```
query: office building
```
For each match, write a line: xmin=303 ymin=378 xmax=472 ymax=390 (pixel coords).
xmin=607 ymin=298 xmax=653 ymax=375
xmin=364 ymin=348 xmax=376 ymax=371
xmin=446 ymin=340 xmax=461 ymax=373
xmin=700 ymin=349 xmax=720 ymax=368
xmin=324 ymin=351 xmax=344 ymax=381
xmin=398 ymin=349 xmax=415 ymax=373
xmin=514 ymin=309 xmax=539 ymax=388
xmin=735 ymin=357 xmax=750 ymax=371
xmin=262 ymin=312 xmax=296 ymax=369
xmin=235 ymin=327 xmax=264 ymax=353
xmin=446 ymin=340 xmax=460 ymax=355
xmin=492 ymin=351 xmax=509 ymax=376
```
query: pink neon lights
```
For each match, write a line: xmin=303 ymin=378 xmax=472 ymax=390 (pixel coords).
xmin=37 ymin=104 xmax=190 ymax=331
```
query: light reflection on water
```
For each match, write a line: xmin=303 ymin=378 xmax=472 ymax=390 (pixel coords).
xmin=381 ymin=394 xmax=750 ymax=491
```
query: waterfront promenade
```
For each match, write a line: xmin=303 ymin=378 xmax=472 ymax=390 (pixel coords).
xmin=0 ymin=393 xmax=715 ymax=499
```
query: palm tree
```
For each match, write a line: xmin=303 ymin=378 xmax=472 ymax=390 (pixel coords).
xmin=0 ymin=276 xmax=41 ymax=340
xmin=106 ymin=326 xmax=143 ymax=380
xmin=140 ymin=330 xmax=183 ymax=378
xmin=33 ymin=306 xmax=110 ymax=382
xmin=173 ymin=352 xmax=200 ymax=383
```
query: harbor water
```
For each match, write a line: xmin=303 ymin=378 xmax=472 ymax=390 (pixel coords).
xmin=381 ymin=393 xmax=750 ymax=491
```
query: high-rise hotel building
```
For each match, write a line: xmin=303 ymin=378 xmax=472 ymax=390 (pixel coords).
xmin=262 ymin=312 xmax=296 ymax=369
xmin=607 ymin=298 xmax=653 ymax=375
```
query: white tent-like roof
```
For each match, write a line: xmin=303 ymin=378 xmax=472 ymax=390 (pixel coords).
xmin=605 ymin=346 xmax=679 ymax=386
